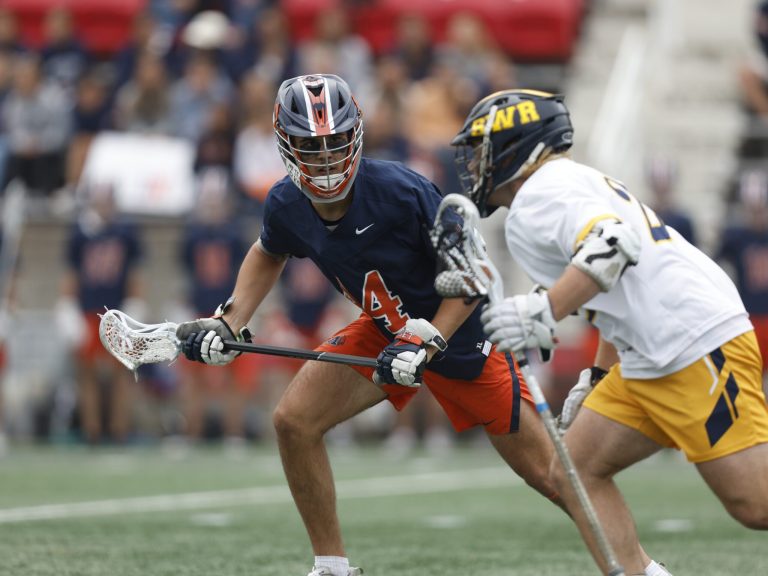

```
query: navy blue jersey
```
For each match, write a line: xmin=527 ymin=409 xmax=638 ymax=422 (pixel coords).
xmin=181 ymin=222 xmax=249 ymax=314
xmin=717 ymin=225 xmax=768 ymax=315
xmin=260 ymin=158 xmax=490 ymax=380
xmin=67 ymin=219 xmax=142 ymax=313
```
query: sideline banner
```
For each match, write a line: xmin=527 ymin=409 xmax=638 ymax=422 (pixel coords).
xmin=80 ymin=132 xmax=195 ymax=216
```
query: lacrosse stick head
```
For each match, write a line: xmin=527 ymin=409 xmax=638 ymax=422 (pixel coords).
xmin=98 ymin=309 xmax=180 ymax=372
xmin=431 ymin=194 xmax=503 ymax=304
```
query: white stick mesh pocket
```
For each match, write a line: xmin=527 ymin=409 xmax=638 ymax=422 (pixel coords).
xmin=98 ymin=309 xmax=180 ymax=371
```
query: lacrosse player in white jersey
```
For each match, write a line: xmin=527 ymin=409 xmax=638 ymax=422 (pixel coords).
xmin=449 ymin=89 xmax=768 ymax=575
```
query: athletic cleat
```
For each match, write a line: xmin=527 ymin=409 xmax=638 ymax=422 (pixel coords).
xmin=307 ymin=567 xmax=363 ymax=576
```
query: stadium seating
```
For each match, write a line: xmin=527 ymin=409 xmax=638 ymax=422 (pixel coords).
xmin=280 ymin=0 xmax=586 ymax=61
xmin=4 ymin=0 xmax=146 ymax=56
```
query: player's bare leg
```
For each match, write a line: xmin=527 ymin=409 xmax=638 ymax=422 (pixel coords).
xmin=486 ymin=399 xmax=564 ymax=508
xmin=273 ymin=360 xmax=387 ymax=556
xmin=77 ymin=360 xmax=101 ymax=444
xmin=554 ymin=408 xmax=660 ymax=575
xmin=109 ymin=366 xmax=134 ymax=443
xmin=697 ymin=443 xmax=768 ymax=529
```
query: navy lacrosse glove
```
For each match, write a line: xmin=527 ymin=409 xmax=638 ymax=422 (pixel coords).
xmin=375 ymin=318 xmax=447 ymax=387
xmin=176 ymin=298 xmax=251 ymax=366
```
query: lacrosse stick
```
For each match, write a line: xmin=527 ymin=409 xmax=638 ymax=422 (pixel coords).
xmin=99 ymin=309 xmax=378 ymax=376
xmin=431 ymin=194 xmax=625 ymax=576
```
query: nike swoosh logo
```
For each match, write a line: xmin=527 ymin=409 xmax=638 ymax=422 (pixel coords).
xmin=355 ymin=223 xmax=374 ymax=235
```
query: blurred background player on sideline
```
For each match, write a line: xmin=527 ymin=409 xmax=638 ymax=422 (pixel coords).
xmin=716 ymin=168 xmax=768 ymax=394
xmin=57 ymin=182 xmax=145 ymax=445
xmin=178 ymin=170 xmax=249 ymax=446
xmin=172 ymin=73 xmax=652 ymax=576
xmin=451 ymin=88 xmax=768 ymax=575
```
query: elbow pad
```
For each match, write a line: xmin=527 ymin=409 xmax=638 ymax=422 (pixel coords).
xmin=571 ymin=220 xmax=641 ymax=291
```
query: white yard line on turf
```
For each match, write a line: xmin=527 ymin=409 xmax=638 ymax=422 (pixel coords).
xmin=0 ymin=467 xmax=518 ymax=524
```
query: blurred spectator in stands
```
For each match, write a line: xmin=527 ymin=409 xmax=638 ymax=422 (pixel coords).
xmin=178 ymin=171 xmax=249 ymax=444
xmin=233 ymin=72 xmax=283 ymax=213
xmin=405 ymin=60 xmax=478 ymax=154
xmin=113 ymin=11 xmax=170 ymax=90
xmin=645 ymin=156 xmax=697 ymax=246
xmin=738 ymin=0 xmax=768 ymax=157
xmin=228 ymin=0 xmax=271 ymax=49
xmin=0 ymin=8 xmax=27 ymax=56
xmin=169 ymin=50 xmax=234 ymax=143
xmin=194 ymin=102 xmax=236 ymax=173
xmin=2 ymin=53 xmax=70 ymax=197
xmin=0 ymin=51 xmax=14 ymax=187
xmin=716 ymin=169 xmax=768 ymax=388
xmin=482 ymin=51 xmax=518 ymax=95
xmin=61 ymin=70 xmax=113 ymax=214
xmin=40 ymin=7 xmax=90 ymax=100
xmin=389 ymin=13 xmax=435 ymax=81
xmin=357 ymin=56 xmax=410 ymax=163
xmin=58 ymin=183 xmax=145 ymax=445
xmin=233 ymin=6 xmax=299 ymax=85
xmin=436 ymin=12 xmax=500 ymax=92
xmin=298 ymin=7 xmax=373 ymax=93
xmin=404 ymin=59 xmax=479 ymax=190
xmin=179 ymin=9 xmax=240 ymax=81
xmin=113 ymin=51 xmax=173 ymax=135
xmin=0 ymin=187 xmax=21 ymax=456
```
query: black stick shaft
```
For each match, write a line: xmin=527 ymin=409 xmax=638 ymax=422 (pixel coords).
xmin=222 ymin=340 xmax=378 ymax=368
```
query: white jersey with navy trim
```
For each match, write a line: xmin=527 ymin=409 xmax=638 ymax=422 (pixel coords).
xmin=504 ymin=158 xmax=752 ymax=378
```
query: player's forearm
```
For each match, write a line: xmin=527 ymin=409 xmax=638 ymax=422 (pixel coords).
xmin=546 ymin=265 xmax=602 ymax=321
xmin=593 ymin=337 xmax=619 ymax=370
xmin=221 ymin=241 xmax=286 ymax=331
xmin=427 ymin=297 xmax=479 ymax=357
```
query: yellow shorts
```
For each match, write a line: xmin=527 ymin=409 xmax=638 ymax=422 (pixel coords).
xmin=583 ymin=331 xmax=768 ymax=463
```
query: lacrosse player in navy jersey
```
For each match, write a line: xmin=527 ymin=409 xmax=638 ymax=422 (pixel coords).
xmin=174 ymin=74 xmax=585 ymax=576
xmin=450 ymin=89 xmax=768 ymax=575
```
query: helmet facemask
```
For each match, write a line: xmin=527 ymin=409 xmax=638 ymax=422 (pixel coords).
xmin=276 ymin=124 xmax=364 ymax=202
xmin=455 ymin=105 xmax=498 ymax=217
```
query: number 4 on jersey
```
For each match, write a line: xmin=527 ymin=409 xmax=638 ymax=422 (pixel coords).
xmin=362 ymin=270 xmax=409 ymax=334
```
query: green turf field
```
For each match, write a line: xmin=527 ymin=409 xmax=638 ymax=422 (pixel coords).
xmin=0 ymin=443 xmax=765 ymax=575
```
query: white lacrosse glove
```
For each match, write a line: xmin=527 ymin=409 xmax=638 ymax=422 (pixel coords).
xmin=176 ymin=298 xmax=252 ymax=366
xmin=375 ymin=318 xmax=448 ymax=387
xmin=55 ymin=297 xmax=87 ymax=349
xmin=480 ymin=288 xmax=556 ymax=354
xmin=558 ymin=366 xmax=608 ymax=434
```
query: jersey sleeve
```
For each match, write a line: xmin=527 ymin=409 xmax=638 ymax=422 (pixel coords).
xmin=259 ymin=186 xmax=294 ymax=258
xmin=414 ymin=175 xmax=443 ymax=259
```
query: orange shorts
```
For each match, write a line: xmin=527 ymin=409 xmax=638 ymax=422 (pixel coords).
xmin=315 ymin=314 xmax=533 ymax=435
xmin=79 ymin=313 xmax=116 ymax=363
xmin=750 ymin=314 xmax=768 ymax=373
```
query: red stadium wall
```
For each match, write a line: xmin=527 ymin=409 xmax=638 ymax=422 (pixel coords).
xmin=1 ymin=0 xmax=147 ymax=56
xmin=281 ymin=0 xmax=586 ymax=62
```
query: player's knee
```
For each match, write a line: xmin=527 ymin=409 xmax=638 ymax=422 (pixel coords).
xmin=728 ymin=501 xmax=768 ymax=530
xmin=549 ymin=457 xmax=568 ymax=493
xmin=273 ymin=405 xmax=308 ymax=440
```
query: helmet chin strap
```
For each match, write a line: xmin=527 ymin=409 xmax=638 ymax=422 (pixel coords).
xmin=509 ymin=141 xmax=547 ymax=182
xmin=311 ymin=173 xmax=345 ymax=190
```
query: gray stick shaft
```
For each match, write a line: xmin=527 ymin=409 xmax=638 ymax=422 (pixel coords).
xmin=222 ymin=340 xmax=378 ymax=368
xmin=517 ymin=358 xmax=624 ymax=576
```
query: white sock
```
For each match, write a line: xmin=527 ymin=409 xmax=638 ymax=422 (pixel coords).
xmin=314 ymin=556 xmax=349 ymax=576
xmin=646 ymin=560 xmax=672 ymax=576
